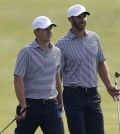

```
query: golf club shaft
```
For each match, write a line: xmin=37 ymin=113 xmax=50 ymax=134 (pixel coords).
xmin=117 ymin=101 xmax=120 ymax=134
xmin=0 ymin=119 xmax=15 ymax=134
xmin=115 ymin=77 xmax=120 ymax=134
xmin=0 ymin=105 xmax=29 ymax=134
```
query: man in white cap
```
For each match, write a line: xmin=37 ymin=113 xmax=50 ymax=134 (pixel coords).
xmin=56 ymin=4 xmax=119 ymax=134
xmin=14 ymin=16 xmax=64 ymax=134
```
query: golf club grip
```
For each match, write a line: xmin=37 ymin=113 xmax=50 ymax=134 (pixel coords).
xmin=18 ymin=105 xmax=30 ymax=116
xmin=115 ymin=72 xmax=120 ymax=78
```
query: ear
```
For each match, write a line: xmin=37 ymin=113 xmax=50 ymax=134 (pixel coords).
xmin=68 ymin=17 xmax=72 ymax=22
xmin=34 ymin=29 xmax=38 ymax=36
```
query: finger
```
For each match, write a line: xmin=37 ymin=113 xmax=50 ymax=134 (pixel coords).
xmin=15 ymin=114 xmax=25 ymax=121
xmin=112 ymin=96 xmax=116 ymax=101
xmin=110 ymin=90 xmax=120 ymax=96
xmin=17 ymin=116 xmax=24 ymax=121
xmin=115 ymin=95 xmax=120 ymax=101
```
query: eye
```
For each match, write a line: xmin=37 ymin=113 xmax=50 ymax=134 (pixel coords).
xmin=83 ymin=14 xmax=86 ymax=18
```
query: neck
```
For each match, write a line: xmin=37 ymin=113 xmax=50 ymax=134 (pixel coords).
xmin=70 ymin=28 xmax=86 ymax=37
xmin=36 ymin=39 xmax=50 ymax=51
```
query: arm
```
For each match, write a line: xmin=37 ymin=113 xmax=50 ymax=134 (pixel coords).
xmin=98 ymin=61 xmax=120 ymax=100
xmin=14 ymin=75 xmax=27 ymax=120
xmin=56 ymin=74 xmax=64 ymax=106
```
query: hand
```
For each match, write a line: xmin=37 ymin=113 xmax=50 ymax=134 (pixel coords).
xmin=107 ymin=85 xmax=120 ymax=101
xmin=59 ymin=105 xmax=65 ymax=115
xmin=15 ymin=108 xmax=26 ymax=121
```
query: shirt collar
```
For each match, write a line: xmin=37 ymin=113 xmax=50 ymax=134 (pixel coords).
xmin=30 ymin=39 xmax=53 ymax=49
xmin=67 ymin=29 xmax=88 ymax=40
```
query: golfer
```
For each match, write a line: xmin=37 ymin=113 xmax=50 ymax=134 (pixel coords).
xmin=56 ymin=4 xmax=119 ymax=134
xmin=14 ymin=16 xmax=64 ymax=134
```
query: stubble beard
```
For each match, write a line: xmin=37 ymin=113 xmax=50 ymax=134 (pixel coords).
xmin=72 ymin=17 xmax=86 ymax=31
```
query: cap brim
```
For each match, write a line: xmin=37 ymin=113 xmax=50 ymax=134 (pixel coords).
xmin=69 ymin=11 xmax=90 ymax=17
xmin=84 ymin=11 xmax=90 ymax=15
xmin=40 ymin=23 xmax=57 ymax=29
xmin=79 ymin=11 xmax=90 ymax=16
xmin=51 ymin=24 xmax=57 ymax=27
xmin=43 ymin=23 xmax=57 ymax=29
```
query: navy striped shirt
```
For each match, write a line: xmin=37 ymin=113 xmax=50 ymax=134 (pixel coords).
xmin=14 ymin=40 xmax=61 ymax=99
xmin=56 ymin=30 xmax=106 ymax=87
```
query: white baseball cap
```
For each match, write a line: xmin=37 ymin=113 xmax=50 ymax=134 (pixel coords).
xmin=67 ymin=4 xmax=90 ymax=17
xmin=32 ymin=16 xmax=57 ymax=30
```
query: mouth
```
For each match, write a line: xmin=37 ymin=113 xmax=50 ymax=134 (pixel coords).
xmin=49 ymin=34 xmax=52 ymax=38
xmin=47 ymin=35 xmax=52 ymax=40
xmin=79 ymin=23 xmax=85 ymax=27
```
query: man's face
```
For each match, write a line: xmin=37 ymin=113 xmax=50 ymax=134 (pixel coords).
xmin=35 ymin=25 xmax=53 ymax=42
xmin=71 ymin=13 xmax=87 ymax=31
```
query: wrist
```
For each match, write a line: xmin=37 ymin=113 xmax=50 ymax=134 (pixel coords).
xmin=20 ymin=104 xmax=27 ymax=109
xmin=105 ymin=83 xmax=112 ymax=89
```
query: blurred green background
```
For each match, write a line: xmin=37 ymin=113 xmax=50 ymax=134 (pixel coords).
xmin=0 ymin=0 xmax=120 ymax=133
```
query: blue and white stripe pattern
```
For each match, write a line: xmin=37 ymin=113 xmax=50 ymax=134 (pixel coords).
xmin=14 ymin=40 xmax=61 ymax=99
xmin=56 ymin=30 xmax=106 ymax=87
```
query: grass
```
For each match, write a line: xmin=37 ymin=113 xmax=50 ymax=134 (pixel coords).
xmin=0 ymin=0 xmax=120 ymax=133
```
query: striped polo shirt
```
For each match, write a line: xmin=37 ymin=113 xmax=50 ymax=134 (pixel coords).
xmin=56 ymin=30 xmax=106 ymax=88
xmin=14 ymin=40 xmax=61 ymax=99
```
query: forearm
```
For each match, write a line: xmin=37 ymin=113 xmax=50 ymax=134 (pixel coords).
xmin=56 ymin=75 xmax=63 ymax=106
xmin=14 ymin=75 xmax=27 ymax=109
xmin=98 ymin=61 xmax=112 ymax=88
